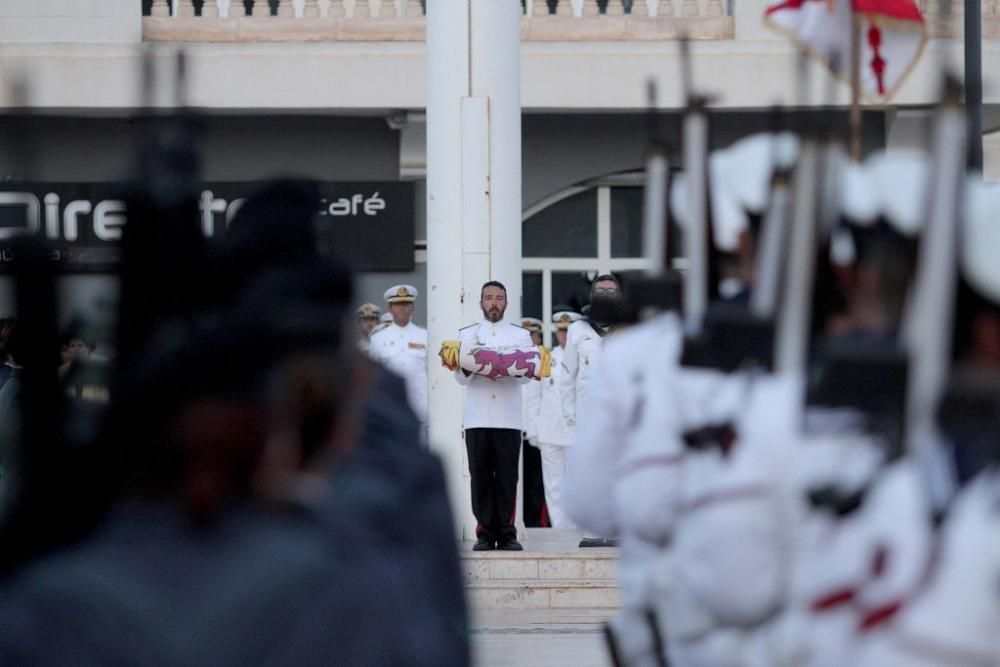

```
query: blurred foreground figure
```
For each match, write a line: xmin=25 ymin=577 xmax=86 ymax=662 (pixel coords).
xmin=0 ymin=179 xmax=468 ymax=666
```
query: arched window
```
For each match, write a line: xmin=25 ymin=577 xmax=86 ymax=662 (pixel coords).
xmin=522 ymin=173 xmax=650 ymax=344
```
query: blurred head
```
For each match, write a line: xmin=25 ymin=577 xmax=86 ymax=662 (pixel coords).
xmin=530 ymin=331 xmax=542 ymax=346
xmin=969 ymin=311 xmax=1000 ymax=368
xmin=358 ymin=316 xmax=379 ymax=338
xmin=61 ymin=338 xmax=93 ymax=363
xmin=590 ymin=274 xmax=621 ymax=302
xmin=833 ymin=223 xmax=917 ymax=337
xmin=355 ymin=303 xmax=381 ymax=338
xmin=118 ymin=257 xmax=360 ymax=522
xmin=954 ymin=280 xmax=1000 ymax=371
xmin=588 ymin=275 xmax=622 ymax=325
xmin=389 ymin=302 xmax=414 ymax=327
xmin=481 ymin=282 xmax=508 ymax=323
xmin=555 ymin=329 xmax=568 ymax=348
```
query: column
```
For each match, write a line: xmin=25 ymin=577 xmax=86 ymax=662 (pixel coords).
xmin=427 ymin=0 xmax=523 ymax=540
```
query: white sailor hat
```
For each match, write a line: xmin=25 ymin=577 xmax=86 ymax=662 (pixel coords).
xmin=963 ymin=179 xmax=1000 ymax=304
xmin=356 ymin=302 xmax=381 ymax=319
xmin=380 ymin=312 xmax=393 ymax=323
xmin=384 ymin=284 xmax=418 ymax=304
xmin=670 ymin=169 xmax=747 ymax=253
xmin=717 ymin=132 xmax=800 ymax=215
xmin=866 ymin=150 xmax=929 ymax=237
xmin=521 ymin=317 xmax=543 ymax=333
xmin=552 ymin=311 xmax=582 ymax=330
xmin=839 ymin=157 xmax=881 ymax=225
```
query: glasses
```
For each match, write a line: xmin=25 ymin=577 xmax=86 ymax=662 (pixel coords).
xmin=593 ymin=287 xmax=620 ymax=295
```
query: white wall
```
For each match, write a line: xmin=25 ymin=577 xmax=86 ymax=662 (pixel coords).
xmin=3 ymin=35 xmax=999 ymax=111
xmin=0 ymin=0 xmax=141 ymax=44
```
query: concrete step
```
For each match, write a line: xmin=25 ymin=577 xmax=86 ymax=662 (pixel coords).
xmin=467 ymin=578 xmax=620 ymax=609
xmin=462 ymin=528 xmax=620 ymax=609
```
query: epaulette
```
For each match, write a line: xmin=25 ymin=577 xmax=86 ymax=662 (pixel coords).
xmin=370 ymin=324 xmax=390 ymax=337
xmin=459 ymin=323 xmax=478 ymax=331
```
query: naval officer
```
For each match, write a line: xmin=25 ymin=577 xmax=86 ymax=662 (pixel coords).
xmin=561 ymin=274 xmax=622 ymax=547
xmin=454 ymin=281 xmax=533 ymax=551
xmin=369 ymin=285 xmax=428 ymax=425
xmin=355 ymin=302 xmax=382 ymax=355
xmin=536 ymin=310 xmax=582 ymax=528
xmin=520 ymin=316 xmax=548 ymax=528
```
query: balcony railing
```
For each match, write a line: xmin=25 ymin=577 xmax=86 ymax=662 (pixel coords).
xmin=141 ymin=0 xmax=736 ymax=42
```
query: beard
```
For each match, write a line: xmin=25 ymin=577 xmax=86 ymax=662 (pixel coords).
xmin=483 ymin=306 xmax=504 ymax=323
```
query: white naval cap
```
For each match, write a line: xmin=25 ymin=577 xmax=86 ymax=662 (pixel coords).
xmin=380 ymin=312 xmax=393 ymax=323
xmin=837 ymin=150 xmax=930 ymax=236
xmin=670 ymin=169 xmax=747 ymax=253
xmin=552 ymin=311 xmax=582 ymax=330
xmin=839 ymin=157 xmax=881 ymax=225
xmin=356 ymin=302 xmax=381 ymax=319
xmin=866 ymin=150 xmax=930 ymax=237
xmin=383 ymin=284 xmax=418 ymax=304
xmin=670 ymin=132 xmax=801 ymax=253
xmin=521 ymin=317 xmax=544 ymax=332
xmin=962 ymin=179 xmax=1000 ymax=304
xmin=716 ymin=132 xmax=800 ymax=214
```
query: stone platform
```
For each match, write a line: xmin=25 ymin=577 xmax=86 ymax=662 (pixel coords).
xmin=471 ymin=609 xmax=614 ymax=667
xmin=461 ymin=529 xmax=620 ymax=610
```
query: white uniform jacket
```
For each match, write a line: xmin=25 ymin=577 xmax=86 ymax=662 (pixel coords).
xmin=536 ymin=346 xmax=573 ymax=447
xmin=369 ymin=321 xmax=428 ymax=423
xmin=454 ymin=319 xmax=533 ymax=431
xmin=564 ymin=313 xmax=681 ymax=538
xmin=559 ymin=319 xmax=606 ymax=427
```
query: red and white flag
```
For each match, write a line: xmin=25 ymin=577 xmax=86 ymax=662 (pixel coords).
xmin=765 ymin=0 xmax=927 ymax=100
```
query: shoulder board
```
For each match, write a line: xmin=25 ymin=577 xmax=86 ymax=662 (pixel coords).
xmin=511 ymin=323 xmax=526 ymax=330
xmin=370 ymin=325 xmax=389 ymax=336
xmin=459 ymin=323 xmax=478 ymax=331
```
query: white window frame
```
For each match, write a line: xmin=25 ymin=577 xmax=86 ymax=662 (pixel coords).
xmin=522 ymin=174 xmax=651 ymax=343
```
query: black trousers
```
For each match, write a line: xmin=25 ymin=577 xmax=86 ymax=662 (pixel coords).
xmin=522 ymin=441 xmax=549 ymax=527
xmin=465 ymin=428 xmax=521 ymax=543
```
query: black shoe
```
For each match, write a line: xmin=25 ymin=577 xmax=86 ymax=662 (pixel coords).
xmin=498 ymin=538 xmax=523 ymax=551
xmin=579 ymin=537 xmax=606 ymax=548
xmin=473 ymin=537 xmax=495 ymax=551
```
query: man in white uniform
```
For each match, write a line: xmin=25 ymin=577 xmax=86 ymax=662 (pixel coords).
xmin=369 ymin=285 xmax=428 ymax=425
xmin=454 ymin=281 xmax=533 ymax=551
xmin=521 ymin=317 xmax=544 ymax=448
xmin=561 ymin=274 xmax=622 ymax=547
xmin=536 ymin=310 xmax=581 ymax=528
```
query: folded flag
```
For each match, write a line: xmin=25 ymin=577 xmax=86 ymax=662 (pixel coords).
xmin=439 ymin=340 xmax=551 ymax=380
